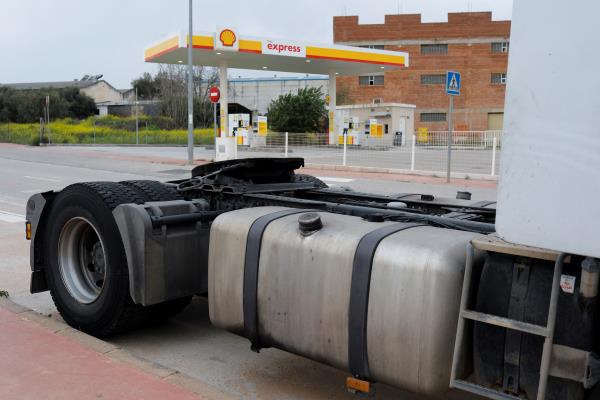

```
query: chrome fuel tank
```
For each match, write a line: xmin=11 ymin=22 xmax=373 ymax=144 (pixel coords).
xmin=208 ymin=207 xmax=481 ymax=395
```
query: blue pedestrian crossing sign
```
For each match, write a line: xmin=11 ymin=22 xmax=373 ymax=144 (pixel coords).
xmin=446 ymin=71 xmax=461 ymax=96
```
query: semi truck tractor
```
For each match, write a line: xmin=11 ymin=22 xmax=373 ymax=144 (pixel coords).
xmin=23 ymin=1 xmax=600 ymax=399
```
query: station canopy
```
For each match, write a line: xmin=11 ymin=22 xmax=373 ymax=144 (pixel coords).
xmin=144 ymin=28 xmax=409 ymax=75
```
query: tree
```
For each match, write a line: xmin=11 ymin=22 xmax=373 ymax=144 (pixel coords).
xmin=0 ymin=87 xmax=96 ymax=123
xmin=132 ymin=72 xmax=159 ymax=100
xmin=63 ymin=87 xmax=96 ymax=119
xmin=147 ymin=65 xmax=218 ymax=128
xmin=267 ymin=87 xmax=326 ymax=133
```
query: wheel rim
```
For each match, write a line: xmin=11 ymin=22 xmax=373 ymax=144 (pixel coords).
xmin=58 ymin=217 xmax=107 ymax=304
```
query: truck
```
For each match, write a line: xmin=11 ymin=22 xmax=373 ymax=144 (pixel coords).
xmin=23 ymin=1 xmax=600 ymax=400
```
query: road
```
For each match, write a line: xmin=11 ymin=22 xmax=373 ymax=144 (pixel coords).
xmin=41 ymin=143 xmax=501 ymax=177
xmin=0 ymin=143 xmax=493 ymax=400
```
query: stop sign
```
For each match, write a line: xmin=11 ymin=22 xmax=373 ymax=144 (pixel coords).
xmin=209 ymin=86 xmax=220 ymax=103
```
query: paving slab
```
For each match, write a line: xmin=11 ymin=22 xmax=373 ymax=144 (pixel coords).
xmin=0 ymin=304 xmax=204 ymax=400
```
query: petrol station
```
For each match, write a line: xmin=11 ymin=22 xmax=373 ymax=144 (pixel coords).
xmin=144 ymin=28 xmax=409 ymax=160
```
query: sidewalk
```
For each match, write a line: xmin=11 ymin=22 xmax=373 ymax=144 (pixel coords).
xmin=0 ymin=299 xmax=207 ymax=400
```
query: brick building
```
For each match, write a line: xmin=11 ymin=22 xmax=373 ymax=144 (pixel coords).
xmin=333 ymin=12 xmax=510 ymax=131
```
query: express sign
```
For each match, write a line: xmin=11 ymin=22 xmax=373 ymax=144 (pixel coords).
xmin=263 ymin=40 xmax=306 ymax=58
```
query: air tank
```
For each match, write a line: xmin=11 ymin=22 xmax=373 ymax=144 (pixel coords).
xmin=208 ymin=206 xmax=482 ymax=395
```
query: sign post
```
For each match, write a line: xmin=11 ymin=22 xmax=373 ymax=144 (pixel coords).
xmin=445 ymin=71 xmax=461 ymax=183
xmin=209 ymin=86 xmax=221 ymax=158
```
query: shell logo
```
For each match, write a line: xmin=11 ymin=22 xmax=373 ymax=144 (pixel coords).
xmin=219 ymin=29 xmax=237 ymax=47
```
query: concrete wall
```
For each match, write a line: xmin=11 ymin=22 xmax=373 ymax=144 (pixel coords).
xmin=80 ymin=81 xmax=126 ymax=104
xmin=334 ymin=12 xmax=510 ymax=131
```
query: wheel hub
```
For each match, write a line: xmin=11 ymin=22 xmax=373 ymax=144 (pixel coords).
xmin=58 ymin=217 xmax=107 ymax=304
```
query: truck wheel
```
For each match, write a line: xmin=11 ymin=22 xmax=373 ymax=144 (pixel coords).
xmin=43 ymin=182 xmax=150 ymax=337
xmin=292 ymin=174 xmax=328 ymax=189
xmin=119 ymin=180 xmax=183 ymax=202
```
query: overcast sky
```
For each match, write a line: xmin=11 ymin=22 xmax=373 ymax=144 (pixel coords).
xmin=1 ymin=0 xmax=512 ymax=88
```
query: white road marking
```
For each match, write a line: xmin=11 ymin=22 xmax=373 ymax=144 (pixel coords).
xmin=24 ymin=175 xmax=61 ymax=182
xmin=0 ymin=210 xmax=26 ymax=223
xmin=316 ymin=176 xmax=354 ymax=183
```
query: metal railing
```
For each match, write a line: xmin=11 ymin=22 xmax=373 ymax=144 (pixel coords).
xmin=235 ymin=130 xmax=502 ymax=177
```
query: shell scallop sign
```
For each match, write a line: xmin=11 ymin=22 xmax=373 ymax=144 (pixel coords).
xmin=215 ymin=27 xmax=239 ymax=51
xmin=219 ymin=29 xmax=236 ymax=47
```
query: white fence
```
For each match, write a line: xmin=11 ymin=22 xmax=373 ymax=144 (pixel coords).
xmin=235 ymin=130 xmax=502 ymax=177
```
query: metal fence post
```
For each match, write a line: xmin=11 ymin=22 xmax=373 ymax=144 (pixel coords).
xmin=411 ymin=133 xmax=416 ymax=171
xmin=491 ymin=136 xmax=497 ymax=176
xmin=343 ymin=132 xmax=347 ymax=166
xmin=284 ymin=132 xmax=289 ymax=158
xmin=93 ymin=118 xmax=96 ymax=145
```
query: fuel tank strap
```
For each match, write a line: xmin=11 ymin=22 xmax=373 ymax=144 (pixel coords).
xmin=243 ymin=208 xmax=313 ymax=352
xmin=348 ymin=222 xmax=425 ymax=380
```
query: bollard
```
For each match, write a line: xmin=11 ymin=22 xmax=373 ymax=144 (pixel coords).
xmin=491 ymin=136 xmax=497 ymax=176
xmin=411 ymin=133 xmax=416 ymax=171
xmin=285 ymin=132 xmax=289 ymax=158
xmin=343 ymin=133 xmax=347 ymax=166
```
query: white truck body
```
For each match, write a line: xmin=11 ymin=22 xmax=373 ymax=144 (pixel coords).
xmin=497 ymin=0 xmax=600 ymax=258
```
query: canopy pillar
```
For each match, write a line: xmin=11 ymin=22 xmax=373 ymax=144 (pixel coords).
xmin=215 ymin=60 xmax=237 ymax=160
xmin=328 ymin=70 xmax=337 ymax=144
xmin=219 ymin=61 xmax=228 ymax=138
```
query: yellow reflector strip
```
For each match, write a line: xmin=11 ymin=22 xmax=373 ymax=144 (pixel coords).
xmin=25 ymin=222 xmax=31 ymax=240
xmin=346 ymin=377 xmax=370 ymax=393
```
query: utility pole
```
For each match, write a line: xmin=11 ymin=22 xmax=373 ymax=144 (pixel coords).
xmin=46 ymin=95 xmax=51 ymax=145
xmin=187 ymin=0 xmax=194 ymax=164
xmin=135 ymin=87 xmax=139 ymax=145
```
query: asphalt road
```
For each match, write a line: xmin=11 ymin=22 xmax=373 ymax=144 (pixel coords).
xmin=0 ymin=144 xmax=492 ymax=400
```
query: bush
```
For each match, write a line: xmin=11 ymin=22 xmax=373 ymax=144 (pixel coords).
xmin=267 ymin=87 xmax=326 ymax=133
xmin=0 ymin=87 xmax=96 ymax=123
xmin=0 ymin=117 xmax=214 ymax=146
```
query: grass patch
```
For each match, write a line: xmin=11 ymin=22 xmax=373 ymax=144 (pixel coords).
xmin=0 ymin=116 xmax=215 ymax=146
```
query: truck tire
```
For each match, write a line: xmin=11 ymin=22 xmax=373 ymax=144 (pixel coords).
xmin=119 ymin=180 xmax=183 ymax=202
xmin=292 ymin=174 xmax=328 ymax=189
xmin=43 ymin=182 xmax=152 ymax=337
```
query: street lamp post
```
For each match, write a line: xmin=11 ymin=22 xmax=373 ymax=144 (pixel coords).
xmin=187 ymin=0 xmax=194 ymax=164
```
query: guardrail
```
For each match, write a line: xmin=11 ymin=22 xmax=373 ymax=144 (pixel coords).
xmin=236 ymin=131 xmax=502 ymax=177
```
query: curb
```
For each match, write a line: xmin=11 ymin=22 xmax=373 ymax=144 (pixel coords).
xmin=0 ymin=297 xmax=235 ymax=400
xmin=304 ymin=163 xmax=499 ymax=181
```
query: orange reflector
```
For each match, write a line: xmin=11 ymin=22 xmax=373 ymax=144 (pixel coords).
xmin=25 ymin=222 xmax=32 ymax=240
xmin=346 ymin=377 xmax=370 ymax=393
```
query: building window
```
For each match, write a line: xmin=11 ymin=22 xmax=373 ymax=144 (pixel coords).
xmin=384 ymin=124 xmax=389 ymax=134
xmin=372 ymin=98 xmax=382 ymax=104
xmin=359 ymin=75 xmax=384 ymax=86
xmin=491 ymin=42 xmax=510 ymax=53
xmin=359 ymin=44 xmax=385 ymax=50
xmin=420 ymin=113 xmax=447 ymax=122
xmin=421 ymin=44 xmax=448 ymax=55
xmin=491 ymin=73 xmax=507 ymax=85
xmin=420 ymin=74 xmax=446 ymax=85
